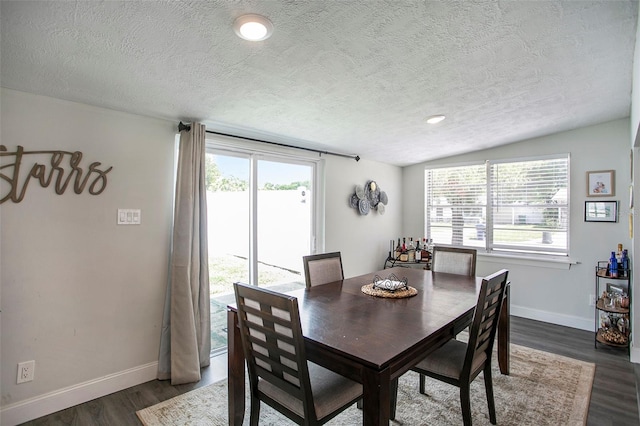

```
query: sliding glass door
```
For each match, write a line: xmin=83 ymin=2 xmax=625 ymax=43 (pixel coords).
xmin=256 ymin=159 xmax=312 ymax=286
xmin=205 ymin=149 xmax=315 ymax=354
xmin=206 ymin=152 xmax=251 ymax=289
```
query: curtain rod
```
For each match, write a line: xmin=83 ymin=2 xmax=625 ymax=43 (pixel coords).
xmin=178 ymin=121 xmax=360 ymax=162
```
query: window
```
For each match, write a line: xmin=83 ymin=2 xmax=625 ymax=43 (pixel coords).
xmin=425 ymin=154 xmax=569 ymax=257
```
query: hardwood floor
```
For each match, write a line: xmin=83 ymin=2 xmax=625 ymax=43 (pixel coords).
xmin=21 ymin=316 xmax=640 ymax=425
xmin=510 ymin=317 xmax=638 ymax=426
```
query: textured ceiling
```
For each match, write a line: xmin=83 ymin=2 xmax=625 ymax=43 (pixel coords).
xmin=1 ymin=1 xmax=638 ymax=166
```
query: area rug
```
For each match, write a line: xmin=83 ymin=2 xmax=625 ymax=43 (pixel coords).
xmin=137 ymin=344 xmax=594 ymax=426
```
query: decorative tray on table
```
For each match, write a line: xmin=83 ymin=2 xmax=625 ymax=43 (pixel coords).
xmin=361 ymin=273 xmax=418 ymax=298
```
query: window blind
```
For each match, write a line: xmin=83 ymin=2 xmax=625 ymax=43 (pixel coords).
xmin=426 ymin=154 xmax=569 ymax=257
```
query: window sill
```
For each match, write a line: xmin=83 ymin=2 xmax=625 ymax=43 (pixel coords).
xmin=477 ymin=252 xmax=579 ymax=270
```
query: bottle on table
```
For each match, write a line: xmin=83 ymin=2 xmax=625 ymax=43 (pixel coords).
xmin=407 ymin=238 xmax=415 ymax=262
xmin=400 ymin=237 xmax=409 ymax=261
xmin=421 ymin=238 xmax=430 ymax=261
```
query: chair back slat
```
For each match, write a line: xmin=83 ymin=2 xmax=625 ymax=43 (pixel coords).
xmin=431 ymin=246 xmax=477 ymax=276
xmin=234 ymin=282 xmax=315 ymax=416
xmin=303 ymin=252 xmax=344 ymax=288
xmin=246 ymin=335 xmax=299 ymax=379
xmin=463 ymin=269 xmax=509 ymax=378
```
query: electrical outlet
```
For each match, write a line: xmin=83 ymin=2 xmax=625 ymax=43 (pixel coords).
xmin=17 ymin=360 xmax=35 ymax=384
xmin=589 ymin=294 xmax=596 ymax=306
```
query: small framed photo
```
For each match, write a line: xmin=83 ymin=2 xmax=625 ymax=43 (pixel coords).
xmin=587 ymin=170 xmax=615 ymax=196
xmin=585 ymin=201 xmax=618 ymax=222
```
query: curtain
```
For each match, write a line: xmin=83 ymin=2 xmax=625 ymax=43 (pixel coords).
xmin=157 ymin=122 xmax=210 ymax=384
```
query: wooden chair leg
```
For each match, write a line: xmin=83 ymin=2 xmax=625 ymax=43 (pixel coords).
xmin=390 ymin=377 xmax=399 ymax=420
xmin=419 ymin=373 xmax=426 ymax=394
xmin=250 ymin=396 xmax=260 ymax=426
xmin=484 ymin=364 xmax=497 ymax=424
xmin=460 ymin=383 xmax=472 ymax=426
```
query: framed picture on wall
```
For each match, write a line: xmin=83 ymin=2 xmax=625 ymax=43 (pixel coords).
xmin=587 ymin=170 xmax=615 ymax=197
xmin=584 ymin=201 xmax=618 ymax=222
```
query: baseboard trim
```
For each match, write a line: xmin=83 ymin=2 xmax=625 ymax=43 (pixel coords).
xmin=630 ymin=342 xmax=640 ymax=364
xmin=511 ymin=305 xmax=593 ymax=332
xmin=0 ymin=361 xmax=158 ymax=426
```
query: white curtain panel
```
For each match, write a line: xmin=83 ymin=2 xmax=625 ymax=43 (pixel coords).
xmin=157 ymin=122 xmax=211 ymax=384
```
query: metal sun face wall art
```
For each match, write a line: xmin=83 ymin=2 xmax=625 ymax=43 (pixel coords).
xmin=350 ymin=180 xmax=388 ymax=215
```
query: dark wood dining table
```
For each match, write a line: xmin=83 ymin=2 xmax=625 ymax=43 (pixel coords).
xmin=227 ymin=267 xmax=510 ymax=425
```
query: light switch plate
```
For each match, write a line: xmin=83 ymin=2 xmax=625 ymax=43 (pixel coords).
xmin=117 ymin=209 xmax=141 ymax=225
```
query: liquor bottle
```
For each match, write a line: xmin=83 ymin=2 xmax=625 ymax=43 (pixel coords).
xmin=421 ymin=238 xmax=429 ymax=261
xmin=415 ymin=238 xmax=421 ymax=262
xmin=407 ymin=238 xmax=415 ymax=262
xmin=617 ymin=244 xmax=623 ymax=276
xmin=400 ymin=237 xmax=409 ymax=261
xmin=622 ymin=249 xmax=630 ymax=277
xmin=395 ymin=238 xmax=402 ymax=259
xmin=609 ymin=251 xmax=618 ymax=278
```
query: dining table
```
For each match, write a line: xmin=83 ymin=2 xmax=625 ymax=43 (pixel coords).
xmin=227 ymin=266 xmax=510 ymax=426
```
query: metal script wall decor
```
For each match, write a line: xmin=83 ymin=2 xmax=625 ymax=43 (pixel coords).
xmin=0 ymin=145 xmax=113 ymax=203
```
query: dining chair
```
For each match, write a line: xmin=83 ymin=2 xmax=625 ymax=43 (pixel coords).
xmin=302 ymin=252 xmax=344 ymax=288
xmin=431 ymin=245 xmax=477 ymax=276
xmin=233 ymin=282 xmax=362 ymax=426
xmin=393 ymin=269 xmax=509 ymax=426
xmin=430 ymin=246 xmax=478 ymax=343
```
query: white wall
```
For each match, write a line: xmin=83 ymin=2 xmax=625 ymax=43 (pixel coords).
xmin=324 ymin=156 xmax=402 ymax=277
xmin=403 ymin=119 xmax=631 ymax=333
xmin=0 ymin=89 xmax=177 ymax=424
xmin=630 ymin=2 xmax=640 ymax=363
xmin=632 ymin=10 xmax=640 ymax=146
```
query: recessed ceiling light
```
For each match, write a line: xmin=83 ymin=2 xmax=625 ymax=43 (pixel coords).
xmin=426 ymin=114 xmax=446 ymax=124
xmin=233 ymin=14 xmax=273 ymax=41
